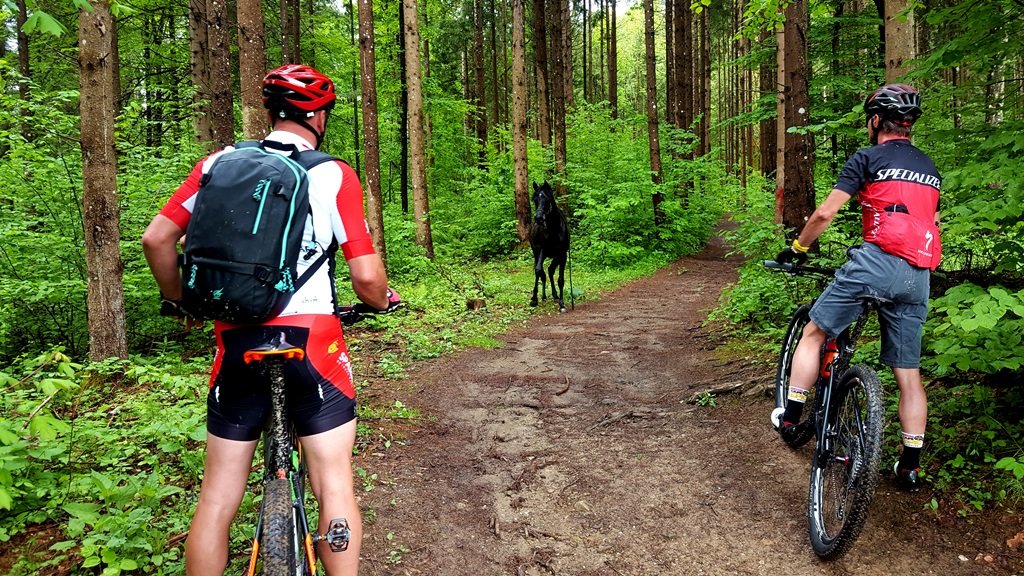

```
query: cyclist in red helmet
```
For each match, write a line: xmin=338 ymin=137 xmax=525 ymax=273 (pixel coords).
xmin=262 ymin=63 xmax=338 ymax=149
xmin=143 ymin=64 xmax=394 ymax=575
xmin=772 ymin=84 xmax=942 ymax=492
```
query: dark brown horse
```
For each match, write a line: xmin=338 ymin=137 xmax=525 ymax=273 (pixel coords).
xmin=529 ymin=182 xmax=570 ymax=312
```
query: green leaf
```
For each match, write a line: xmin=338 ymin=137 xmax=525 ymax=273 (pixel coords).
xmin=50 ymin=540 xmax=78 ymax=552
xmin=0 ymin=486 xmax=12 ymax=510
xmin=101 ymin=546 xmax=118 ymax=565
xmin=72 ymin=0 xmax=94 ymax=11
xmin=28 ymin=414 xmax=70 ymax=440
xmin=83 ymin=556 xmax=101 ymax=568
xmin=110 ymin=2 xmax=136 ymax=16
xmin=0 ymin=428 xmax=19 ymax=446
xmin=119 ymin=558 xmax=138 ymax=570
xmin=64 ymin=502 xmax=102 ymax=524
xmin=22 ymin=12 xmax=68 ymax=36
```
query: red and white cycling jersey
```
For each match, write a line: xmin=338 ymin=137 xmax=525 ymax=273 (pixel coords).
xmin=159 ymin=131 xmax=375 ymax=316
xmin=834 ymin=138 xmax=942 ymax=270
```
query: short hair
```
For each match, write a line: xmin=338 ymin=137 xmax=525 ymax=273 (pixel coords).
xmin=880 ymin=118 xmax=912 ymax=138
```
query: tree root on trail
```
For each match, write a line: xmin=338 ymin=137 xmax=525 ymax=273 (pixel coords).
xmin=685 ymin=374 xmax=773 ymax=404
xmin=588 ymin=407 xmax=668 ymax=430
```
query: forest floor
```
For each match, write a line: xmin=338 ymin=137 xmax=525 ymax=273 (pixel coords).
xmin=354 ymin=230 xmax=1024 ymax=576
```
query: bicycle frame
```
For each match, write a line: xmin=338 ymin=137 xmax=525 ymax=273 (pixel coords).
xmin=809 ymin=301 xmax=877 ymax=482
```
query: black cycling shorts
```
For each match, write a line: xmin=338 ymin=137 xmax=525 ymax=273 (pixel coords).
xmin=206 ymin=314 xmax=357 ymax=441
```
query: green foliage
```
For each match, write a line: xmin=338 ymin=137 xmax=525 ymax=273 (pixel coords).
xmin=0 ymin=350 xmax=203 ymax=574
xmin=926 ymin=284 xmax=1024 ymax=375
xmin=923 ymin=382 xmax=1024 ymax=510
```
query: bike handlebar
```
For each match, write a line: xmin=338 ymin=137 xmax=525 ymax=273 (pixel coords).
xmin=763 ymin=260 xmax=836 ymax=277
xmin=336 ymin=302 xmax=402 ymax=325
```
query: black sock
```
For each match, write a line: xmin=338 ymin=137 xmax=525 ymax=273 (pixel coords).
xmin=782 ymin=400 xmax=804 ymax=424
xmin=782 ymin=388 xmax=809 ymax=424
xmin=898 ymin=432 xmax=924 ymax=470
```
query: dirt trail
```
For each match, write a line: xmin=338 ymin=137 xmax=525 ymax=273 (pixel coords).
xmin=356 ymin=233 xmax=1023 ymax=576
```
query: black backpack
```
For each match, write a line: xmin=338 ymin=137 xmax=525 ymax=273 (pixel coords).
xmin=180 ymin=140 xmax=338 ymax=324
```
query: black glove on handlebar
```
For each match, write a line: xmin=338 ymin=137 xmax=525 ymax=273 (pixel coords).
xmin=774 ymin=246 xmax=808 ymax=267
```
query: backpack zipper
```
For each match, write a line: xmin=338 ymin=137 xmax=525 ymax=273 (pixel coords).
xmin=251 ymin=179 xmax=273 ymax=234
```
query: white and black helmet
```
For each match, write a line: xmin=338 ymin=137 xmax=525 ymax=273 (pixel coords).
xmin=864 ymin=84 xmax=922 ymax=126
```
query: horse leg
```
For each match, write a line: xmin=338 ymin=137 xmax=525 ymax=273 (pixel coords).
xmin=548 ymin=258 xmax=565 ymax=312
xmin=555 ymin=259 xmax=566 ymax=312
xmin=530 ymin=252 xmax=543 ymax=306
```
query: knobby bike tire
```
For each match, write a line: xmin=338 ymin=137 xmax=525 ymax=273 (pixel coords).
xmin=807 ymin=364 xmax=884 ymax=560
xmin=260 ymin=477 xmax=298 ymax=575
xmin=775 ymin=304 xmax=816 ymax=448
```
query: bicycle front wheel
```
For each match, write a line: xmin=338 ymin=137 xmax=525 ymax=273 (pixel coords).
xmin=775 ymin=304 xmax=815 ymax=448
xmin=807 ymin=364 xmax=884 ymax=560
xmin=260 ymin=477 xmax=298 ymax=574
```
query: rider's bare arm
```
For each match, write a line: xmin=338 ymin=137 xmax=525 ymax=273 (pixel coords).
xmin=347 ymin=253 xmax=389 ymax=310
xmin=796 ymin=189 xmax=852 ymax=250
xmin=142 ymin=214 xmax=186 ymax=300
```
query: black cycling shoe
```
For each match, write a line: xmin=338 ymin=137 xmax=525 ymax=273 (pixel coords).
xmin=893 ymin=461 xmax=921 ymax=492
xmin=778 ymin=422 xmax=802 ymax=444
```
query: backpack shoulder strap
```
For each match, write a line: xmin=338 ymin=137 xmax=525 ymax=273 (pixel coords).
xmin=297 ymin=149 xmax=339 ymax=171
xmin=233 ymin=140 xmax=263 ymax=151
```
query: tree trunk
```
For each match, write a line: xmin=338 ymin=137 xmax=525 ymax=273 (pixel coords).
xmin=598 ymin=0 xmax=605 ymax=101
xmin=884 ymin=0 xmax=914 ymax=81
xmin=399 ymin=0 xmax=409 ymax=213
xmin=549 ymin=0 xmax=569 ymax=188
xmin=700 ymin=7 xmax=710 ymax=156
xmin=349 ymin=0 xmax=362 ymax=175
xmin=561 ymin=0 xmax=573 ymax=109
xmin=664 ymin=0 xmax=675 ymax=126
xmin=585 ymin=0 xmax=593 ymax=101
xmin=642 ymin=0 xmax=664 ymax=225
xmin=474 ymin=0 xmax=488 ymax=160
xmin=189 ymin=0 xmax=214 ymax=146
xmin=238 ymin=0 xmax=269 ymax=139
xmin=207 ymin=0 xmax=235 ymax=148
xmin=16 ymin=0 xmax=29 ymax=103
xmin=79 ymin=0 xmax=127 ymax=361
xmin=512 ymin=0 xmax=531 ymax=242
xmin=532 ymin=0 xmax=552 ymax=146
xmin=404 ymin=0 xmax=434 ymax=259
xmin=759 ymin=30 xmax=776 ymax=177
xmin=359 ymin=0 xmax=388 ymax=260
xmin=774 ymin=17 xmax=785 ymax=224
xmin=489 ymin=0 xmax=501 ymax=128
xmin=677 ymin=0 xmax=691 ymax=132
xmin=872 ymin=0 xmax=885 ymax=71
xmin=500 ymin=0 xmax=510 ymax=125
xmin=281 ymin=0 xmax=301 ymax=63
xmin=608 ymin=0 xmax=617 ymax=119
xmin=782 ymin=0 xmax=815 ymax=233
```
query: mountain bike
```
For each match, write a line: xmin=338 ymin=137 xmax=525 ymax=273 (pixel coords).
xmin=765 ymin=260 xmax=885 ymax=560
xmin=241 ymin=299 xmax=398 ymax=574
xmin=242 ymin=332 xmax=351 ymax=576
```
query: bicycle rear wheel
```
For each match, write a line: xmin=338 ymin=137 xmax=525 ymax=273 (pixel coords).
xmin=775 ymin=304 xmax=815 ymax=448
xmin=807 ymin=364 xmax=884 ymax=559
xmin=260 ymin=477 xmax=297 ymax=574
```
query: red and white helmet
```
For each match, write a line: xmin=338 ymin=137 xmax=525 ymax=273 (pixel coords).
xmin=262 ymin=64 xmax=336 ymax=117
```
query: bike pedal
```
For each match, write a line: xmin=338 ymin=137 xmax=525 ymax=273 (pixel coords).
xmin=321 ymin=517 xmax=351 ymax=552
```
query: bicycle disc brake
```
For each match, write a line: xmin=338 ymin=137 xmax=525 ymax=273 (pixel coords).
xmin=318 ymin=517 xmax=351 ymax=552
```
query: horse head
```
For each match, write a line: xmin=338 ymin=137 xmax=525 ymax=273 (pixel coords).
xmin=532 ymin=181 xmax=556 ymax=225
